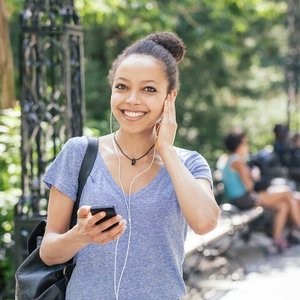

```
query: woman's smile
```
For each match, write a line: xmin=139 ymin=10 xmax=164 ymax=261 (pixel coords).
xmin=121 ymin=109 xmax=147 ymax=120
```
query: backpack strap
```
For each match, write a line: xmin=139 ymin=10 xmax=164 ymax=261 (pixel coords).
xmin=70 ymin=137 xmax=99 ymax=228
xmin=27 ymin=137 xmax=99 ymax=254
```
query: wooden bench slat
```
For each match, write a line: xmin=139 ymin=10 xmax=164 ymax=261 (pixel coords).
xmin=184 ymin=206 xmax=264 ymax=257
xmin=185 ymin=222 xmax=232 ymax=256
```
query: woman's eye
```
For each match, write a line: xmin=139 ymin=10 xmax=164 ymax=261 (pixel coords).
xmin=115 ymin=84 xmax=127 ymax=90
xmin=144 ymin=86 xmax=157 ymax=93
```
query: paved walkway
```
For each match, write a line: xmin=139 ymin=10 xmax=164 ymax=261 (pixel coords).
xmin=184 ymin=233 xmax=300 ymax=300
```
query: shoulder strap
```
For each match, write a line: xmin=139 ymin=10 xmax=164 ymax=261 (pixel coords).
xmin=27 ymin=137 xmax=98 ymax=254
xmin=70 ymin=137 xmax=99 ymax=228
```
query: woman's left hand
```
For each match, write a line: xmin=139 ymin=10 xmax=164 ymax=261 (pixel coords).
xmin=155 ymin=94 xmax=177 ymax=154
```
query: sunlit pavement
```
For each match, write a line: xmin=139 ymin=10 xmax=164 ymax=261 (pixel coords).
xmin=184 ymin=232 xmax=300 ymax=300
xmin=219 ymin=243 xmax=300 ymax=300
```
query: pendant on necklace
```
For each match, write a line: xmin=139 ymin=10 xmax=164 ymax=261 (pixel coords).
xmin=131 ymin=158 xmax=136 ymax=166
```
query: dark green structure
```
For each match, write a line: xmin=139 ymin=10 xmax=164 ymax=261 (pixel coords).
xmin=14 ymin=0 xmax=85 ymax=268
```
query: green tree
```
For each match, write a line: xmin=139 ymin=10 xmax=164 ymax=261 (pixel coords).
xmin=75 ymin=0 xmax=287 ymax=164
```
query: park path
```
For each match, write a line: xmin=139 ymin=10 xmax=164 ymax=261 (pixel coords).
xmin=184 ymin=232 xmax=300 ymax=300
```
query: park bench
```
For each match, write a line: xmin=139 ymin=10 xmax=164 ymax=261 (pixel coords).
xmin=184 ymin=167 xmax=265 ymax=260
xmin=184 ymin=205 xmax=264 ymax=258
xmin=182 ymin=153 xmax=296 ymax=296
xmin=183 ymin=201 xmax=264 ymax=294
xmin=183 ymin=205 xmax=264 ymax=299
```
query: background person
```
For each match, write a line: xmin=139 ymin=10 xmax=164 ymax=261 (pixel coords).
xmin=273 ymin=123 xmax=290 ymax=167
xmin=221 ymin=128 xmax=300 ymax=252
xmin=288 ymin=132 xmax=300 ymax=184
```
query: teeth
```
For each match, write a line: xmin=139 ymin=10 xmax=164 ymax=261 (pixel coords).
xmin=123 ymin=110 xmax=145 ymax=117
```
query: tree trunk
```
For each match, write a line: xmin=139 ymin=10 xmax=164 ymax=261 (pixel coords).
xmin=0 ymin=0 xmax=16 ymax=109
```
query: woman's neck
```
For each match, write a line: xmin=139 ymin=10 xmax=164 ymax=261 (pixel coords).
xmin=114 ymin=129 xmax=156 ymax=158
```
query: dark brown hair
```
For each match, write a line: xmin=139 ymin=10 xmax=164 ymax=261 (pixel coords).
xmin=108 ymin=32 xmax=186 ymax=92
xmin=224 ymin=129 xmax=246 ymax=153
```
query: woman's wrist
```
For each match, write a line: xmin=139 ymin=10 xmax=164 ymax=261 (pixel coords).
xmin=156 ymin=144 xmax=176 ymax=161
xmin=68 ymin=224 xmax=90 ymax=248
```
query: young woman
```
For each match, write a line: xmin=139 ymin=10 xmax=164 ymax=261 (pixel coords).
xmin=221 ymin=129 xmax=300 ymax=251
xmin=40 ymin=32 xmax=220 ymax=300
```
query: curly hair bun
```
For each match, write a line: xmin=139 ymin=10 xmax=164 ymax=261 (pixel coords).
xmin=147 ymin=32 xmax=186 ymax=63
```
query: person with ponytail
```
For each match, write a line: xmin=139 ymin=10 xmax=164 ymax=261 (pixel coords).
xmin=40 ymin=32 xmax=220 ymax=299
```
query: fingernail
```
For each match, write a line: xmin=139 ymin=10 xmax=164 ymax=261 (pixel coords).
xmin=120 ymin=219 xmax=127 ymax=226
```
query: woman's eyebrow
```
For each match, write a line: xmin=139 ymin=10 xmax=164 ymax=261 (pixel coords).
xmin=114 ymin=77 xmax=129 ymax=82
xmin=115 ymin=77 xmax=158 ymax=84
xmin=141 ymin=80 xmax=158 ymax=84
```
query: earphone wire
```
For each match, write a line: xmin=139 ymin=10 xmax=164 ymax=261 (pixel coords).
xmin=110 ymin=110 xmax=114 ymax=136
xmin=110 ymin=111 xmax=156 ymax=299
xmin=112 ymin=136 xmax=156 ymax=300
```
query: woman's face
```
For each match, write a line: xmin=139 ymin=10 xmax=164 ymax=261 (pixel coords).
xmin=111 ymin=54 xmax=171 ymax=134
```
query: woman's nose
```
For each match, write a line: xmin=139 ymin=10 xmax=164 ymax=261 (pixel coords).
xmin=126 ymin=91 xmax=141 ymax=105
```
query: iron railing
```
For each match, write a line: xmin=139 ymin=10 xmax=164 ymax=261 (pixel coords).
xmin=15 ymin=0 xmax=85 ymax=267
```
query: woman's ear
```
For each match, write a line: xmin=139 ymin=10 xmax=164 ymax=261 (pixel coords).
xmin=168 ymin=89 xmax=177 ymax=101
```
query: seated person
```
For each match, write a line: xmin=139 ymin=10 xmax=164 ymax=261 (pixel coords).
xmin=288 ymin=132 xmax=300 ymax=183
xmin=273 ymin=123 xmax=290 ymax=167
xmin=220 ymin=128 xmax=300 ymax=251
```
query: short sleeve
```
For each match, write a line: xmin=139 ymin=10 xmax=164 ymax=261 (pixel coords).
xmin=177 ymin=148 xmax=213 ymax=187
xmin=43 ymin=136 xmax=88 ymax=201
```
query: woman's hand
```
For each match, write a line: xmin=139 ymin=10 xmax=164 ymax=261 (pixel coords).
xmin=155 ymin=93 xmax=177 ymax=154
xmin=76 ymin=206 xmax=127 ymax=245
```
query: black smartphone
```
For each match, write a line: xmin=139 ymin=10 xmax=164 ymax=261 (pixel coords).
xmin=90 ymin=205 xmax=118 ymax=232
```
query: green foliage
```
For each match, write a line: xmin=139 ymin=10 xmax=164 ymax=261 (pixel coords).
xmin=0 ymin=107 xmax=21 ymax=298
xmin=72 ymin=0 xmax=289 ymax=166
xmin=0 ymin=190 xmax=20 ymax=298
xmin=7 ymin=0 xmax=290 ymax=165
xmin=0 ymin=108 xmax=21 ymax=190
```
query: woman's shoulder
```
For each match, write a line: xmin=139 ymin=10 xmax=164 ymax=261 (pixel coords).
xmin=229 ymin=153 xmax=242 ymax=162
xmin=174 ymin=146 xmax=208 ymax=166
xmin=230 ymin=154 xmax=246 ymax=170
xmin=174 ymin=146 xmax=212 ymax=181
xmin=63 ymin=136 xmax=89 ymax=153
xmin=65 ymin=135 xmax=88 ymax=145
xmin=175 ymin=146 xmax=202 ymax=158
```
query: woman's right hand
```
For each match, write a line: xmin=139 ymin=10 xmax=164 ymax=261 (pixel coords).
xmin=76 ymin=206 xmax=127 ymax=245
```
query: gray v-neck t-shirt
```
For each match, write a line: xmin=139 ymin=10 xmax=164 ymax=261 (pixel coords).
xmin=43 ymin=136 xmax=212 ymax=300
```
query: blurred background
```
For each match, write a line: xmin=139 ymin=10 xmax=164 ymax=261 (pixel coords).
xmin=0 ymin=0 xmax=299 ymax=299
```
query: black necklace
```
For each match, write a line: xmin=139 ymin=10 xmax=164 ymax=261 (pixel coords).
xmin=113 ymin=132 xmax=155 ymax=166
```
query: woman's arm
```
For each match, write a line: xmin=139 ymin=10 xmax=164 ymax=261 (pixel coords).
xmin=39 ymin=186 xmax=127 ymax=266
xmin=232 ymin=159 xmax=254 ymax=192
xmin=159 ymin=147 xmax=220 ymax=235
xmin=155 ymin=95 xmax=219 ymax=235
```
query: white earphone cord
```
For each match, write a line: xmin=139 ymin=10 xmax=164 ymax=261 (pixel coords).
xmin=110 ymin=112 xmax=156 ymax=300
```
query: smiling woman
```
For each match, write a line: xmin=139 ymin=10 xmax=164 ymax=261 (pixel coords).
xmin=38 ymin=31 xmax=220 ymax=300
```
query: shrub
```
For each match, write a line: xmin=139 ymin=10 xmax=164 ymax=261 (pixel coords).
xmin=0 ymin=107 xmax=21 ymax=298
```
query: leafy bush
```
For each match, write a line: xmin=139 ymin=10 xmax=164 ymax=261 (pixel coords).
xmin=0 ymin=107 xmax=21 ymax=298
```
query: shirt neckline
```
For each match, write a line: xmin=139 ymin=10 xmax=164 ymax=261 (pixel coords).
xmin=95 ymin=149 xmax=166 ymax=199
